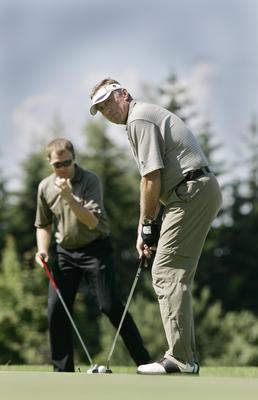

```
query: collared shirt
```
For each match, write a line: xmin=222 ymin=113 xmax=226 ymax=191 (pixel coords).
xmin=126 ymin=101 xmax=208 ymax=205
xmin=35 ymin=164 xmax=110 ymax=249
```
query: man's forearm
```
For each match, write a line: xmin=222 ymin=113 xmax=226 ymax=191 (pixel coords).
xmin=36 ymin=226 xmax=52 ymax=254
xmin=139 ymin=170 xmax=161 ymax=224
xmin=55 ymin=177 xmax=99 ymax=229
xmin=67 ymin=197 xmax=99 ymax=229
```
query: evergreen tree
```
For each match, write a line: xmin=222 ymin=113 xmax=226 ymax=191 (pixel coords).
xmin=7 ymin=153 xmax=50 ymax=264
xmin=158 ymin=73 xmax=197 ymax=121
xmin=197 ymin=116 xmax=258 ymax=313
xmin=197 ymin=121 xmax=225 ymax=176
xmin=0 ymin=236 xmax=48 ymax=364
xmin=0 ymin=172 xmax=9 ymax=256
xmin=217 ymin=116 xmax=258 ymax=312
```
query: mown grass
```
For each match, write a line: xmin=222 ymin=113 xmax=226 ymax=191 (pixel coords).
xmin=0 ymin=364 xmax=258 ymax=377
xmin=1 ymin=365 xmax=257 ymax=400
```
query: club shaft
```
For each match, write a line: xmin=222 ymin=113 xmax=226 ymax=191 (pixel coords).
xmin=41 ymin=258 xmax=93 ymax=366
xmin=55 ymin=288 xmax=93 ymax=366
xmin=106 ymin=258 xmax=144 ymax=369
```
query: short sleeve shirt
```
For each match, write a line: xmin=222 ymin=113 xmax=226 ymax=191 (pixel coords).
xmin=126 ymin=101 xmax=208 ymax=205
xmin=35 ymin=164 xmax=110 ymax=249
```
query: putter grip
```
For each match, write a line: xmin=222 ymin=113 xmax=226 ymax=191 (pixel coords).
xmin=40 ymin=256 xmax=58 ymax=290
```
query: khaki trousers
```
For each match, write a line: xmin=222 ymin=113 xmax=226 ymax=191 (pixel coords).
xmin=152 ymin=173 xmax=222 ymax=364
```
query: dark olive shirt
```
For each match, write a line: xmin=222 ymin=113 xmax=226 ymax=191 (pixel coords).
xmin=35 ymin=164 xmax=110 ymax=249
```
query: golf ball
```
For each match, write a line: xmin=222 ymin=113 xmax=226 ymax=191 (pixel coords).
xmin=98 ymin=365 xmax=107 ymax=373
xmin=87 ymin=364 xmax=99 ymax=374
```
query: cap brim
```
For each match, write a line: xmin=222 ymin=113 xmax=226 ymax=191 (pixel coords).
xmin=90 ymin=105 xmax=98 ymax=115
xmin=90 ymin=91 xmax=113 ymax=115
xmin=90 ymin=82 xmax=122 ymax=116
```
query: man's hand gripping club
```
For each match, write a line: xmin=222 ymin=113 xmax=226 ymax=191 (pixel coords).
xmin=137 ymin=219 xmax=159 ymax=261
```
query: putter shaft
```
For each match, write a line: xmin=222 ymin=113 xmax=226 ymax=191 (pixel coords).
xmin=106 ymin=256 xmax=146 ymax=369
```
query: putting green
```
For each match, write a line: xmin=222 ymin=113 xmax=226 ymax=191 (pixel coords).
xmin=1 ymin=372 xmax=258 ymax=400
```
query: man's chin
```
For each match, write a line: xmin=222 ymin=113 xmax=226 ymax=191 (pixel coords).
xmin=111 ymin=118 xmax=125 ymax=125
xmin=57 ymin=174 xmax=69 ymax=179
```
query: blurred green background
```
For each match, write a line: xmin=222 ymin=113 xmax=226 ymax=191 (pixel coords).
xmin=1 ymin=74 xmax=258 ymax=368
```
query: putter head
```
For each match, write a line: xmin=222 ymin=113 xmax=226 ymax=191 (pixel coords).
xmin=96 ymin=365 xmax=113 ymax=374
xmin=87 ymin=365 xmax=113 ymax=374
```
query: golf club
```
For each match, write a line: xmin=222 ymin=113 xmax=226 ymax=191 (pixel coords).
xmin=39 ymin=255 xmax=93 ymax=368
xmin=104 ymin=256 xmax=147 ymax=372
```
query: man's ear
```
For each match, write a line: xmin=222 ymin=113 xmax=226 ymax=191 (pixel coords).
xmin=122 ymin=88 xmax=129 ymax=99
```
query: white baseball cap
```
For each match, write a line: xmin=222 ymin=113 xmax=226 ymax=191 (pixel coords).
xmin=90 ymin=83 xmax=122 ymax=115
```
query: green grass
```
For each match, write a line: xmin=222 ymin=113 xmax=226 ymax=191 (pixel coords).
xmin=1 ymin=365 xmax=258 ymax=377
xmin=1 ymin=365 xmax=257 ymax=400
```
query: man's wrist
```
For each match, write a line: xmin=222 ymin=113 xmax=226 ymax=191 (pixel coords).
xmin=142 ymin=218 xmax=156 ymax=225
xmin=141 ymin=219 xmax=159 ymax=247
xmin=66 ymin=194 xmax=76 ymax=206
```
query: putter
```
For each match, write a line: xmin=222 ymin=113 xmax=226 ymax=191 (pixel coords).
xmin=39 ymin=255 xmax=93 ymax=368
xmin=105 ymin=256 xmax=147 ymax=372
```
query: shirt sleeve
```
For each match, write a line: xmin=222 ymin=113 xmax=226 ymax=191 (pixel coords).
xmin=130 ymin=120 xmax=164 ymax=176
xmin=34 ymin=183 xmax=53 ymax=228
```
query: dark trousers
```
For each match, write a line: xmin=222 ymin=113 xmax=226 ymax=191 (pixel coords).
xmin=48 ymin=236 xmax=150 ymax=371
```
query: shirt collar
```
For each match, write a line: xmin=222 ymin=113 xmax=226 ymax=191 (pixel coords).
xmin=126 ymin=100 xmax=137 ymax=128
xmin=71 ymin=163 xmax=83 ymax=183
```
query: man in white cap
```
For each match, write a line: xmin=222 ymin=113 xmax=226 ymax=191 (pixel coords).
xmin=89 ymin=78 xmax=222 ymax=374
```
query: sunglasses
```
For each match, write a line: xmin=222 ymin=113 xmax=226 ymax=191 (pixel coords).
xmin=51 ymin=159 xmax=73 ymax=169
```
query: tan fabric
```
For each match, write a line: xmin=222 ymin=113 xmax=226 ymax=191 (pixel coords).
xmin=35 ymin=164 xmax=110 ymax=249
xmin=152 ymin=173 xmax=222 ymax=363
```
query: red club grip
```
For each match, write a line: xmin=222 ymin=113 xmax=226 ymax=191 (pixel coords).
xmin=40 ymin=256 xmax=58 ymax=290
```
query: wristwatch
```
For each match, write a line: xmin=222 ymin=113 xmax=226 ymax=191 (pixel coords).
xmin=143 ymin=218 xmax=156 ymax=224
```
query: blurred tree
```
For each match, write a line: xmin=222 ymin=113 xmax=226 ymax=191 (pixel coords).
xmin=197 ymin=121 xmax=225 ymax=176
xmin=5 ymin=115 xmax=66 ymax=264
xmin=0 ymin=235 xmax=49 ymax=364
xmin=0 ymin=171 xmax=9 ymax=256
xmin=246 ymin=115 xmax=258 ymax=198
xmin=197 ymin=116 xmax=258 ymax=313
xmin=147 ymin=72 xmax=197 ymax=122
xmin=7 ymin=153 xmax=50 ymax=264
xmin=194 ymin=286 xmax=258 ymax=366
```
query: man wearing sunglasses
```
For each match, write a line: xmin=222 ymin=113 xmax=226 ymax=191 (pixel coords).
xmin=35 ymin=138 xmax=150 ymax=372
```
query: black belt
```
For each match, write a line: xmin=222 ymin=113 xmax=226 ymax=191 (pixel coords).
xmin=179 ymin=166 xmax=211 ymax=186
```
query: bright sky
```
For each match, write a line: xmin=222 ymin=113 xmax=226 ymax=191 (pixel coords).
xmin=1 ymin=0 xmax=257 ymax=188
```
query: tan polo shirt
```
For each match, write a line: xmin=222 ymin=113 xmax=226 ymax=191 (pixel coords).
xmin=126 ymin=101 xmax=208 ymax=205
xmin=35 ymin=164 xmax=110 ymax=249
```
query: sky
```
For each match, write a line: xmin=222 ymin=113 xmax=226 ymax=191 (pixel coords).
xmin=1 ymin=0 xmax=258 ymax=189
